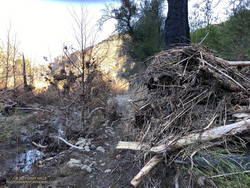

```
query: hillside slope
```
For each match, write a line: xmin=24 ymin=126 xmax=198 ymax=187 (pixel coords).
xmin=49 ymin=35 xmax=136 ymax=91
xmin=191 ymin=9 xmax=250 ymax=60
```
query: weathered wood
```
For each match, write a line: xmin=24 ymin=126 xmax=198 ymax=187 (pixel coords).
xmin=227 ymin=61 xmax=250 ymax=66
xmin=215 ymin=57 xmax=250 ymax=67
xmin=164 ymin=0 xmax=190 ymax=48
xmin=116 ymin=119 xmax=250 ymax=153
xmin=32 ymin=141 xmax=47 ymax=149
xmin=130 ymin=155 xmax=162 ymax=187
xmin=116 ymin=141 xmax=149 ymax=150
xmin=52 ymin=136 xmax=83 ymax=150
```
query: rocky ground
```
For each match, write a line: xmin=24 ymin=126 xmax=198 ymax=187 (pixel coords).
xmin=0 ymin=94 xmax=142 ymax=188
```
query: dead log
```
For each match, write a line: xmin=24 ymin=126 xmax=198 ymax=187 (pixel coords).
xmin=116 ymin=119 xmax=250 ymax=153
xmin=120 ymin=119 xmax=250 ymax=187
xmin=227 ymin=61 xmax=250 ymax=66
xmin=206 ymin=55 xmax=250 ymax=67
xmin=131 ymin=155 xmax=162 ymax=187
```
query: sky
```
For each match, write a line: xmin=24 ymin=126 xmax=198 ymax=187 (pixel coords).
xmin=0 ymin=0 xmax=229 ymax=65
xmin=0 ymin=0 xmax=118 ymax=65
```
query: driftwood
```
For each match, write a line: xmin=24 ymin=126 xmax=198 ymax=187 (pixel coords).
xmin=124 ymin=46 xmax=250 ymax=187
xmin=117 ymin=119 xmax=250 ymax=187
xmin=117 ymin=119 xmax=250 ymax=153
xmin=210 ymin=56 xmax=250 ymax=67
xmin=52 ymin=136 xmax=84 ymax=150
xmin=227 ymin=61 xmax=250 ymax=66
xmin=16 ymin=107 xmax=51 ymax=112
xmin=86 ymin=107 xmax=105 ymax=119
xmin=131 ymin=155 xmax=162 ymax=187
xmin=32 ymin=141 xmax=47 ymax=149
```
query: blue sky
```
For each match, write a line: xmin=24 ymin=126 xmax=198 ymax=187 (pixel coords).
xmin=45 ymin=0 xmax=115 ymax=4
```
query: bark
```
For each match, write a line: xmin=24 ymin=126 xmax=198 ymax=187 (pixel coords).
xmin=116 ymin=119 xmax=250 ymax=153
xmin=130 ymin=155 xmax=162 ymax=187
xmin=164 ymin=0 xmax=190 ymax=48
xmin=4 ymin=34 xmax=11 ymax=89
xmin=22 ymin=54 xmax=28 ymax=89
xmin=52 ymin=136 xmax=84 ymax=150
xmin=227 ymin=61 xmax=250 ymax=66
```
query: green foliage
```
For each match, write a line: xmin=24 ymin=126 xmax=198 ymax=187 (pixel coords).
xmin=131 ymin=0 xmax=164 ymax=61
xmin=110 ymin=0 xmax=164 ymax=78
xmin=112 ymin=0 xmax=138 ymax=35
xmin=191 ymin=9 xmax=250 ymax=60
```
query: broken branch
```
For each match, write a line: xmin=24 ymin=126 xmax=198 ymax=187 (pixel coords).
xmin=52 ymin=136 xmax=83 ymax=150
xmin=130 ymin=155 xmax=162 ymax=187
xmin=117 ymin=119 xmax=250 ymax=153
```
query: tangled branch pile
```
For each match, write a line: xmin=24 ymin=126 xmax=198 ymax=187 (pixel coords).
xmin=118 ymin=45 xmax=250 ymax=187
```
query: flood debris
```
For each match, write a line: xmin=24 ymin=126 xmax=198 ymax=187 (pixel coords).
xmin=117 ymin=45 xmax=250 ymax=187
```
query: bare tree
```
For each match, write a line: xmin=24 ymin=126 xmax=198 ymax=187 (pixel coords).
xmin=229 ymin=0 xmax=250 ymax=13
xmin=0 ymin=24 xmax=20 ymax=90
xmin=66 ymin=5 xmax=100 ymax=127
xmin=12 ymin=35 xmax=18 ymax=90
xmin=4 ymin=25 xmax=11 ymax=89
xmin=189 ymin=0 xmax=219 ymax=31
xmin=22 ymin=53 xmax=28 ymax=89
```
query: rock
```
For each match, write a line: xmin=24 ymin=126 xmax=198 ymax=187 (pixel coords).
xmin=96 ymin=146 xmax=105 ymax=153
xmin=61 ymin=158 xmax=93 ymax=176
xmin=90 ymin=161 xmax=97 ymax=167
xmin=75 ymin=138 xmax=92 ymax=148
xmin=76 ymin=138 xmax=86 ymax=147
xmin=84 ymin=145 xmax=90 ymax=152
xmin=66 ymin=159 xmax=82 ymax=168
xmin=100 ymin=163 xmax=106 ymax=166
xmin=90 ymin=145 xmax=96 ymax=150
xmin=104 ymin=169 xmax=111 ymax=173
xmin=116 ymin=154 xmax=122 ymax=160
xmin=81 ymin=165 xmax=92 ymax=173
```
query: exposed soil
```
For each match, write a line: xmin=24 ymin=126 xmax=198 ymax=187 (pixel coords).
xmin=0 ymin=94 xmax=142 ymax=188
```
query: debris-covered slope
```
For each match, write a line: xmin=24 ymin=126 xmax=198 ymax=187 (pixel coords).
xmin=119 ymin=45 xmax=250 ymax=187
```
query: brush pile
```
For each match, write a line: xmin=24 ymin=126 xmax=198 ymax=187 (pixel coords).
xmin=117 ymin=45 xmax=250 ymax=187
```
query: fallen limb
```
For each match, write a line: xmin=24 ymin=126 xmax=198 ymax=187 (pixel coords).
xmin=117 ymin=119 xmax=250 ymax=153
xmin=52 ymin=136 xmax=83 ymax=150
xmin=207 ymin=55 xmax=250 ymax=67
xmin=131 ymin=155 xmax=162 ymax=187
xmin=116 ymin=141 xmax=149 ymax=150
xmin=87 ymin=107 xmax=105 ymax=119
xmin=16 ymin=107 xmax=51 ymax=113
xmin=210 ymin=170 xmax=250 ymax=178
xmin=32 ymin=141 xmax=47 ymax=149
xmin=227 ymin=61 xmax=250 ymax=66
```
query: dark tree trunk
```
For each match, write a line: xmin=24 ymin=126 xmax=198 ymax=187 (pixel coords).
xmin=164 ymin=0 xmax=190 ymax=48
xmin=22 ymin=54 xmax=28 ymax=89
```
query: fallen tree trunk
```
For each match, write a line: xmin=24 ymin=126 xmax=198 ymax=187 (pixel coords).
xmin=131 ymin=155 xmax=162 ymax=187
xmin=227 ymin=61 xmax=250 ymax=66
xmin=119 ymin=119 xmax=250 ymax=187
xmin=117 ymin=119 xmax=250 ymax=153
xmin=205 ymin=54 xmax=250 ymax=67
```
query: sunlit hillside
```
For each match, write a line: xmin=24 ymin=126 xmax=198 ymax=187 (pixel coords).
xmin=49 ymin=34 xmax=133 ymax=91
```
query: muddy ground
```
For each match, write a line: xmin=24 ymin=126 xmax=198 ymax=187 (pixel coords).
xmin=0 ymin=94 xmax=144 ymax=188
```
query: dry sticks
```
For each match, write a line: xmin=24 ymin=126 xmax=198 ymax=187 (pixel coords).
xmin=117 ymin=119 xmax=250 ymax=187
xmin=123 ymin=45 xmax=250 ymax=187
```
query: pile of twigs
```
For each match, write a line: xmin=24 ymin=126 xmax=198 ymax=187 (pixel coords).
xmin=117 ymin=45 xmax=250 ymax=187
